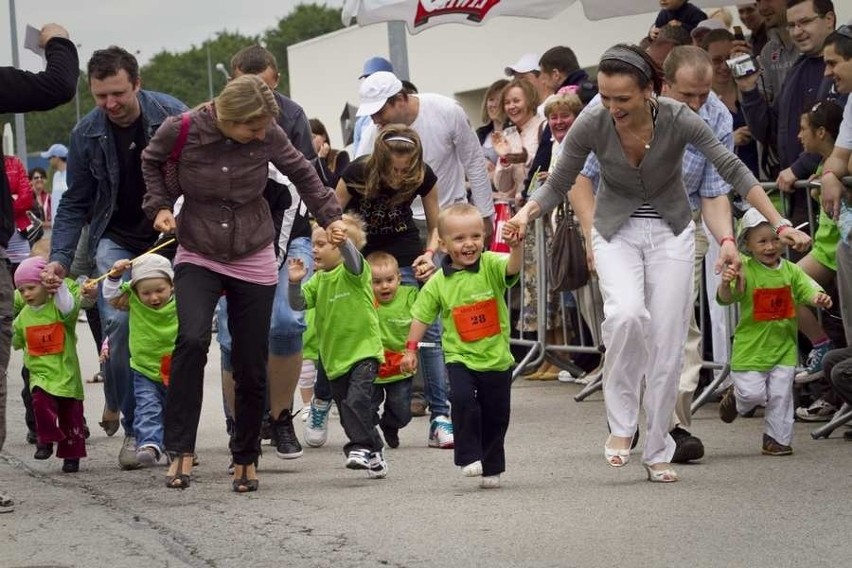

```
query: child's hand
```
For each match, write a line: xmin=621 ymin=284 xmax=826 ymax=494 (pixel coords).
xmin=649 ymin=26 xmax=661 ymax=40
xmin=109 ymin=259 xmax=132 ymax=278
xmin=812 ymin=292 xmax=833 ymax=309
xmin=400 ymin=350 xmax=418 ymax=374
xmin=109 ymin=293 xmax=130 ymax=312
xmin=81 ymin=282 xmax=99 ymax=301
xmin=326 ymin=220 xmax=347 ymax=245
xmin=99 ymin=338 xmax=110 ymax=363
xmin=720 ymin=266 xmax=745 ymax=293
xmin=504 ymin=229 xmax=523 ymax=248
xmin=288 ymin=258 xmax=307 ymax=283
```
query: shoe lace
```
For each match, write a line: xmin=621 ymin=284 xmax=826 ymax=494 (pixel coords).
xmin=309 ymin=404 xmax=328 ymax=429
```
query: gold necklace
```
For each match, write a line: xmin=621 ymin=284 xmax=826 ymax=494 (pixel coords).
xmin=622 ymin=122 xmax=654 ymax=150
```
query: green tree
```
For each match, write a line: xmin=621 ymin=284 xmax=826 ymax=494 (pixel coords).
xmin=263 ymin=4 xmax=344 ymax=95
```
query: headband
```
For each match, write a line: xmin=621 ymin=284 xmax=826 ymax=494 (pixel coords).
xmin=600 ymin=46 xmax=653 ymax=83
xmin=383 ymin=135 xmax=416 ymax=145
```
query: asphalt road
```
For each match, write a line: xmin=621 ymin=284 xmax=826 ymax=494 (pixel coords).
xmin=2 ymin=322 xmax=851 ymax=568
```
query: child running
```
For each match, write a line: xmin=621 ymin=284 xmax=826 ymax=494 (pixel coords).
xmin=12 ymin=256 xmax=85 ymax=473
xmin=401 ymin=203 xmax=522 ymax=488
xmin=288 ymin=217 xmax=388 ymax=478
xmin=367 ymin=251 xmax=418 ymax=448
xmin=717 ymin=208 xmax=832 ymax=455
xmin=102 ymin=254 xmax=177 ymax=466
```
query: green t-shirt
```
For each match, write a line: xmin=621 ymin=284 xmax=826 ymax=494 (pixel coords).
xmin=302 ymin=258 xmax=384 ymax=380
xmin=718 ymin=255 xmax=822 ymax=371
xmin=302 ymin=308 xmax=318 ymax=361
xmin=411 ymin=252 xmax=519 ymax=372
xmin=12 ymin=279 xmax=83 ymax=399
xmin=119 ymin=282 xmax=177 ymax=384
xmin=375 ymin=285 xmax=418 ymax=384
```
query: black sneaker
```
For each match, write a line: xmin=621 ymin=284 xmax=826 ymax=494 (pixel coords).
xmin=260 ymin=415 xmax=273 ymax=442
xmin=34 ymin=443 xmax=53 ymax=460
xmin=381 ymin=425 xmax=400 ymax=449
xmin=670 ymin=427 xmax=704 ymax=463
xmin=26 ymin=430 xmax=37 ymax=444
xmin=272 ymin=411 xmax=303 ymax=459
xmin=62 ymin=458 xmax=80 ymax=473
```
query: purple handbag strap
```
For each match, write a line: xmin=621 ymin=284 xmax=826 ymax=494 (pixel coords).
xmin=168 ymin=112 xmax=191 ymax=161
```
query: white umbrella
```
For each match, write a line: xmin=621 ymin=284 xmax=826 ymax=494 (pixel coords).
xmin=342 ymin=0 xmax=735 ymax=34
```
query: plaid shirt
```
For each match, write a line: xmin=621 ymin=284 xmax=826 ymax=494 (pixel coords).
xmin=580 ymin=91 xmax=734 ymax=211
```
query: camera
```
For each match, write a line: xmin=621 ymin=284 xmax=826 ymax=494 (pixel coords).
xmin=726 ymin=53 xmax=760 ymax=79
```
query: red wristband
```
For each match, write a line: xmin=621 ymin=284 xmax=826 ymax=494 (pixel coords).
xmin=776 ymin=224 xmax=791 ymax=235
xmin=498 ymin=156 xmax=510 ymax=167
xmin=719 ymin=236 xmax=736 ymax=247
xmin=424 ymin=248 xmax=434 ymax=256
xmin=405 ymin=341 xmax=419 ymax=352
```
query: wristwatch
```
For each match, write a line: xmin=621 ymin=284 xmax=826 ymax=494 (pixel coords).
xmin=773 ymin=218 xmax=793 ymax=234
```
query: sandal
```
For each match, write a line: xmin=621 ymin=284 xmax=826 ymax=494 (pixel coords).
xmin=165 ymin=454 xmax=193 ymax=489
xmin=232 ymin=463 xmax=259 ymax=493
xmin=604 ymin=435 xmax=631 ymax=467
xmin=99 ymin=406 xmax=120 ymax=437
xmin=644 ymin=463 xmax=679 ymax=483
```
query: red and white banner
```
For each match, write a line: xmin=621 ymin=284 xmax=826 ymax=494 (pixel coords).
xmin=342 ymin=0 xmax=735 ymax=33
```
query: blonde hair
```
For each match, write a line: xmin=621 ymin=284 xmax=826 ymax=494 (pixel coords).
xmin=366 ymin=251 xmax=400 ymax=273
xmin=29 ymin=237 xmax=50 ymax=260
xmin=215 ymin=74 xmax=278 ymax=123
xmin=480 ymin=78 xmax=509 ymax=124
xmin=342 ymin=213 xmax=368 ymax=251
xmin=707 ymin=8 xmax=733 ymax=29
xmin=543 ymin=92 xmax=583 ymax=117
xmin=354 ymin=124 xmax=426 ymax=206
xmin=438 ymin=203 xmax=482 ymax=237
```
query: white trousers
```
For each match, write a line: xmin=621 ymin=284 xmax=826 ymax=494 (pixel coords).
xmin=594 ymin=218 xmax=695 ymax=465
xmin=730 ymin=367 xmax=795 ymax=445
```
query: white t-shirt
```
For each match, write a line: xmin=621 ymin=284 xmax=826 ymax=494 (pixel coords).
xmin=50 ymin=169 xmax=67 ymax=224
xmin=837 ymin=97 xmax=852 ymax=150
xmin=357 ymin=93 xmax=494 ymax=220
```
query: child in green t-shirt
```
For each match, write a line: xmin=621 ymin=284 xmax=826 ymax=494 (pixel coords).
xmin=402 ymin=204 xmax=523 ymax=488
xmin=717 ymin=208 xmax=831 ymax=456
xmin=367 ymin=251 xmax=418 ymax=449
xmin=288 ymin=216 xmax=388 ymax=478
xmin=12 ymin=256 xmax=85 ymax=473
xmin=102 ymin=254 xmax=176 ymax=467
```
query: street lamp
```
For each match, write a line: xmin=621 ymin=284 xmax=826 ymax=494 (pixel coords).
xmin=215 ymin=62 xmax=230 ymax=82
xmin=8 ymin=0 xmax=28 ymax=166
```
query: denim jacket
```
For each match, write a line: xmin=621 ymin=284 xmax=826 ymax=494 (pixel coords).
xmin=49 ymin=90 xmax=187 ymax=269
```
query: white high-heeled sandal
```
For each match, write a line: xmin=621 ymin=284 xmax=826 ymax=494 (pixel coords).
xmin=604 ymin=436 xmax=631 ymax=467
xmin=643 ymin=463 xmax=679 ymax=483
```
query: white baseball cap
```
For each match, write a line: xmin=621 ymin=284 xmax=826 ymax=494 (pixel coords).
xmin=356 ymin=71 xmax=403 ymax=117
xmin=504 ymin=53 xmax=540 ymax=77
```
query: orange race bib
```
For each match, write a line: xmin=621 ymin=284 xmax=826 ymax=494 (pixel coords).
xmin=752 ymin=286 xmax=795 ymax=322
xmin=379 ymin=350 xmax=403 ymax=379
xmin=452 ymin=297 xmax=501 ymax=342
xmin=160 ymin=354 xmax=172 ymax=387
xmin=26 ymin=322 xmax=65 ymax=357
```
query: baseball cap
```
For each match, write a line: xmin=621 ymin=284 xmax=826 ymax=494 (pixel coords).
xmin=356 ymin=71 xmax=403 ymax=117
xmin=39 ymin=143 xmax=68 ymax=159
xmin=130 ymin=254 xmax=174 ymax=288
xmin=691 ymin=19 xmax=727 ymax=38
xmin=504 ymin=53 xmax=540 ymax=77
xmin=360 ymin=56 xmax=393 ymax=79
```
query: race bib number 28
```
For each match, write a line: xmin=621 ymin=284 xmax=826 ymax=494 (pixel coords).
xmin=452 ymin=297 xmax=501 ymax=342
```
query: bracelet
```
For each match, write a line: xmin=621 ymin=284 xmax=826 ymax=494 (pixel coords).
xmin=424 ymin=248 xmax=434 ymax=256
xmin=719 ymin=236 xmax=736 ymax=247
xmin=776 ymin=224 xmax=792 ymax=235
xmin=405 ymin=340 xmax=419 ymax=352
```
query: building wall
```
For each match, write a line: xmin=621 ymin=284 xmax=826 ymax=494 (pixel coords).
xmin=288 ymin=3 xmax=720 ymax=148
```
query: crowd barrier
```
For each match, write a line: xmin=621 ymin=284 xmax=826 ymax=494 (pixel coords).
xmin=506 ymin=177 xmax=852 ymax=440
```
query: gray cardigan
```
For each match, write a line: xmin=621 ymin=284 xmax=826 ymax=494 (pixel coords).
xmin=531 ymin=97 xmax=759 ymax=241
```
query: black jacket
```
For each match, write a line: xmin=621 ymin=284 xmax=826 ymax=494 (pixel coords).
xmin=0 ymin=37 xmax=78 ymax=247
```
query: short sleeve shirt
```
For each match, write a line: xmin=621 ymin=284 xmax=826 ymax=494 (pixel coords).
xmin=837 ymin=97 xmax=852 ymax=150
xmin=375 ymin=285 xmax=418 ymax=383
xmin=341 ymin=157 xmax=437 ymax=265
xmin=411 ymin=252 xmax=518 ymax=372
xmin=120 ymin=282 xmax=177 ymax=384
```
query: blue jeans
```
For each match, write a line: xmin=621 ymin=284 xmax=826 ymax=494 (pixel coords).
xmin=399 ymin=266 xmax=450 ymax=419
xmin=95 ymin=238 xmax=135 ymax=435
xmin=132 ymin=370 xmax=166 ymax=451
xmin=218 ymin=237 xmax=313 ymax=367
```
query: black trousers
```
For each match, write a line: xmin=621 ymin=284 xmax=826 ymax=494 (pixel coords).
xmin=447 ymin=363 xmax=512 ymax=477
xmin=164 ymin=264 xmax=275 ymax=465
xmin=824 ymin=347 xmax=852 ymax=407
xmin=329 ymin=358 xmax=383 ymax=455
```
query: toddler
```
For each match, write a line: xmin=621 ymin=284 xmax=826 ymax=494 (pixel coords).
xmin=367 ymin=251 xmax=418 ymax=448
xmin=717 ymin=208 xmax=832 ymax=455
xmin=102 ymin=254 xmax=176 ymax=466
xmin=402 ymin=204 xmax=522 ymax=488
xmin=12 ymin=256 xmax=85 ymax=472
xmin=288 ymin=217 xmax=388 ymax=478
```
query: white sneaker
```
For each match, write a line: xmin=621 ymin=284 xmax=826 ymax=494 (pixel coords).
xmin=461 ymin=460 xmax=482 ymax=477
xmin=428 ymin=415 xmax=454 ymax=449
xmin=480 ymin=475 xmax=501 ymax=489
xmin=367 ymin=451 xmax=388 ymax=479
xmin=304 ymin=399 xmax=331 ymax=448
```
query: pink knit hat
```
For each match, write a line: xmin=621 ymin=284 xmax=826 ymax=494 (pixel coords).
xmin=14 ymin=256 xmax=47 ymax=288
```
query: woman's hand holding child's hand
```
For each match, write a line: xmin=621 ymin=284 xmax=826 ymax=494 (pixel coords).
xmin=326 ymin=220 xmax=347 ymax=245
